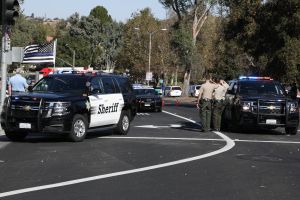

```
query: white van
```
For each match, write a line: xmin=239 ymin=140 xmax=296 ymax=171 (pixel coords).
xmin=164 ymin=86 xmax=182 ymax=97
xmin=189 ymin=85 xmax=201 ymax=97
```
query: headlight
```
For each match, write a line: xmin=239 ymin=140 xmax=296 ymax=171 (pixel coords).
xmin=241 ymin=101 xmax=252 ymax=111
xmin=46 ymin=102 xmax=71 ymax=116
xmin=288 ymin=102 xmax=298 ymax=113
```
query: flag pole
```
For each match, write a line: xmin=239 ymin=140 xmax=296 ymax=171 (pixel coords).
xmin=53 ymin=39 xmax=57 ymax=70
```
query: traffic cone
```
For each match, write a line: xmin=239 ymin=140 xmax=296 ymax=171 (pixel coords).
xmin=175 ymin=99 xmax=179 ymax=106
xmin=162 ymin=99 xmax=165 ymax=107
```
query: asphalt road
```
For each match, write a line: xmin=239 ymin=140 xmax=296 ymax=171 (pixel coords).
xmin=0 ymin=104 xmax=299 ymax=200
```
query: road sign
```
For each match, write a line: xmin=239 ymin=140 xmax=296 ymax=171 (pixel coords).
xmin=146 ymin=72 xmax=152 ymax=81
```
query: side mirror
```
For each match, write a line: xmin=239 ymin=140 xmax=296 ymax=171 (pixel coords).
xmin=91 ymin=88 xmax=102 ymax=94
xmin=227 ymin=89 xmax=234 ymax=95
xmin=28 ymin=86 xmax=33 ymax=92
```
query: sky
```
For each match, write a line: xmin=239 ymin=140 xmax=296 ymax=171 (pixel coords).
xmin=22 ymin=0 xmax=167 ymax=22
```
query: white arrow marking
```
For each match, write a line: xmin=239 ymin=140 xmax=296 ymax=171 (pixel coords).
xmin=134 ymin=124 xmax=182 ymax=129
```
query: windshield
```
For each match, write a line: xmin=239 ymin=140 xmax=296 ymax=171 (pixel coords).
xmin=33 ymin=76 xmax=87 ymax=92
xmin=239 ymin=81 xmax=285 ymax=96
xmin=172 ymin=87 xmax=181 ymax=90
xmin=134 ymin=89 xmax=156 ymax=95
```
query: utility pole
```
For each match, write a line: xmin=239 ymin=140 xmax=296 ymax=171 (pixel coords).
xmin=0 ymin=0 xmax=20 ymax=110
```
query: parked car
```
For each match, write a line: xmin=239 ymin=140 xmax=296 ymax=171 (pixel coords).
xmin=154 ymin=86 xmax=163 ymax=95
xmin=189 ymin=85 xmax=201 ymax=97
xmin=134 ymin=86 xmax=162 ymax=112
xmin=164 ymin=86 xmax=182 ymax=97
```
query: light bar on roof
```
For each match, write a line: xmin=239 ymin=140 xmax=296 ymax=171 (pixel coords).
xmin=239 ymin=76 xmax=273 ymax=80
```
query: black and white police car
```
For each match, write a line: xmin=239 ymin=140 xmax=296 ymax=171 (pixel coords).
xmin=223 ymin=76 xmax=299 ymax=134
xmin=1 ymin=72 xmax=137 ymax=142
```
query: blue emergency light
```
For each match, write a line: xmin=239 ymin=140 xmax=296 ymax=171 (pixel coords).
xmin=239 ymin=76 xmax=273 ymax=80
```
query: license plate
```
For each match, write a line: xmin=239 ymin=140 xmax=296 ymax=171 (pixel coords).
xmin=144 ymin=103 xmax=151 ymax=107
xmin=19 ymin=123 xmax=31 ymax=129
xmin=266 ymin=119 xmax=277 ymax=125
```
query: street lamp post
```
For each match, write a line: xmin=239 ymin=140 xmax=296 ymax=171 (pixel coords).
xmin=72 ymin=49 xmax=75 ymax=69
xmin=134 ymin=28 xmax=167 ymax=85
xmin=65 ymin=44 xmax=75 ymax=70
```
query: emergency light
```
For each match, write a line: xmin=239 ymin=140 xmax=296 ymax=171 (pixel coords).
xmin=239 ymin=76 xmax=273 ymax=80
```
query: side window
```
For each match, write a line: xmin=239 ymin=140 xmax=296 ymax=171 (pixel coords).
xmin=101 ymin=77 xmax=116 ymax=94
xmin=227 ymin=81 xmax=237 ymax=95
xmin=116 ymin=78 xmax=132 ymax=93
xmin=113 ymin=78 xmax=121 ymax=93
xmin=90 ymin=77 xmax=103 ymax=94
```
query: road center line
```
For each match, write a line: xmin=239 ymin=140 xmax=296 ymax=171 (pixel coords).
xmin=0 ymin=111 xmax=235 ymax=198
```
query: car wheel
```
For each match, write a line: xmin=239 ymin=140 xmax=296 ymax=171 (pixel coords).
xmin=220 ymin=114 xmax=228 ymax=131
xmin=115 ymin=110 xmax=130 ymax=135
xmin=285 ymin=127 xmax=297 ymax=135
xmin=4 ymin=130 xmax=27 ymax=142
xmin=155 ymin=107 xmax=162 ymax=112
xmin=69 ymin=114 xmax=88 ymax=142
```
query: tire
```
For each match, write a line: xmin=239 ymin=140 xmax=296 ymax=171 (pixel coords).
xmin=220 ymin=114 xmax=228 ymax=131
xmin=69 ymin=114 xmax=88 ymax=142
xmin=115 ymin=110 xmax=130 ymax=135
xmin=4 ymin=130 xmax=28 ymax=142
xmin=285 ymin=127 xmax=297 ymax=135
xmin=155 ymin=107 xmax=162 ymax=112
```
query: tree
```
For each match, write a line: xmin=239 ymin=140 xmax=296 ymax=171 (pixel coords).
xmin=159 ymin=0 xmax=217 ymax=96
xmin=118 ymin=8 xmax=170 ymax=83
xmin=66 ymin=8 xmax=123 ymax=70
xmin=89 ymin=6 xmax=112 ymax=24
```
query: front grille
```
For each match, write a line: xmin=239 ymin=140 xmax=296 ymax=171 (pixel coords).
xmin=11 ymin=110 xmax=38 ymax=119
xmin=9 ymin=98 xmax=49 ymax=119
xmin=252 ymin=100 xmax=285 ymax=115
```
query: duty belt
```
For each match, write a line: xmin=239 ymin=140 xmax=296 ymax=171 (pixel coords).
xmin=214 ymin=99 xmax=224 ymax=103
xmin=201 ymin=98 xmax=212 ymax=102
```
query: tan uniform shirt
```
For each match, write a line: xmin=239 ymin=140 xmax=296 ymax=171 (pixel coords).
xmin=198 ymin=81 xmax=218 ymax=100
xmin=214 ymin=82 xmax=229 ymax=100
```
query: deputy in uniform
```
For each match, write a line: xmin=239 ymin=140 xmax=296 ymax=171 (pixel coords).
xmin=196 ymin=74 xmax=218 ymax=132
xmin=212 ymin=77 xmax=229 ymax=131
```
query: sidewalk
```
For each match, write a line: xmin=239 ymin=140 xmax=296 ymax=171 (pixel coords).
xmin=163 ymin=96 xmax=197 ymax=107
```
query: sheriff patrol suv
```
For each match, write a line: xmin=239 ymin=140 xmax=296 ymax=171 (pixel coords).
xmin=223 ymin=76 xmax=299 ymax=134
xmin=1 ymin=72 xmax=137 ymax=142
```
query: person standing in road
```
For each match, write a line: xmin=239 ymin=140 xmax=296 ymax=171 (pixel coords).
xmin=8 ymin=68 xmax=28 ymax=95
xmin=196 ymin=74 xmax=218 ymax=132
xmin=290 ymin=82 xmax=298 ymax=100
xmin=212 ymin=77 xmax=229 ymax=131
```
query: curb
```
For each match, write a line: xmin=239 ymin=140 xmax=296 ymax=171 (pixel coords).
xmin=0 ymin=128 xmax=4 ymax=136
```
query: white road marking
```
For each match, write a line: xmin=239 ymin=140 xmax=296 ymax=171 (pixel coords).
xmin=102 ymin=137 xmax=300 ymax=145
xmin=0 ymin=111 xmax=235 ymax=198
xmin=137 ymin=113 xmax=150 ymax=116
xmin=134 ymin=124 xmax=183 ymax=129
xmin=102 ymin=136 xmax=224 ymax=142
xmin=234 ymin=139 xmax=300 ymax=144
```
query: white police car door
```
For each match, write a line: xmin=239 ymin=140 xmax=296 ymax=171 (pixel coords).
xmin=100 ymin=77 xmax=124 ymax=124
xmin=88 ymin=77 xmax=107 ymax=127
xmin=88 ymin=77 xmax=124 ymax=128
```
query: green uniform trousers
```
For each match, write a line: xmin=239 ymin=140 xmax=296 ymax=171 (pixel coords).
xmin=199 ymin=99 xmax=212 ymax=132
xmin=212 ymin=100 xmax=225 ymax=130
